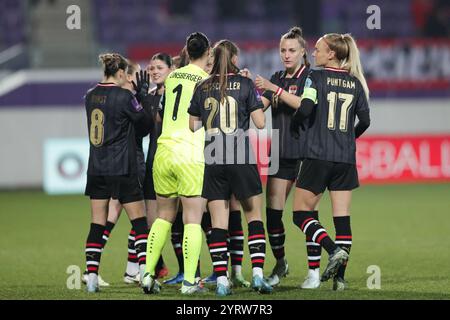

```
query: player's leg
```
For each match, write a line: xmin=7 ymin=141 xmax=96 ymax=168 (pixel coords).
xmin=293 ymin=159 xmax=348 ymax=283
xmin=164 ymin=207 xmax=185 ymax=285
xmin=328 ymin=163 xmax=358 ymax=290
xmin=122 ymin=199 xmax=148 ymax=281
xmin=266 ymin=176 xmax=292 ymax=286
xmin=201 ymin=210 xmax=216 ymax=284
xmin=231 ymin=164 xmax=271 ymax=293
xmin=85 ymin=198 xmax=108 ymax=293
xmin=175 ymin=158 xmax=208 ymax=295
xmin=146 ymin=199 xmax=168 ymax=279
xmin=83 ymin=198 xmax=121 ymax=287
xmin=145 ymin=196 xmax=177 ymax=275
xmin=228 ymin=195 xmax=250 ymax=288
xmin=123 ymin=227 xmax=140 ymax=284
xmin=330 ymin=191 xmax=352 ymax=290
xmin=142 ymin=146 xmax=180 ymax=293
xmin=103 ymin=199 xmax=122 ymax=247
xmin=179 ymin=196 xmax=206 ymax=290
xmin=295 ymin=160 xmax=322 ymax=289
xmin=207 ymin=199 xmax=231 ymax=296
xmin=240 ymin=194 xmax=272 ymax=294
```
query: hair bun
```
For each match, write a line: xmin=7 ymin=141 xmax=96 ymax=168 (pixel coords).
xmin=98 ymin=53 xmax=127 ymax=77
xmin=186 ymin=32 xmax=210 ymax=60
xmin=289 ymin=26 xmax=303 ymax=37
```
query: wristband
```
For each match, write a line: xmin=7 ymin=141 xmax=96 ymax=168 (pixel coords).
xmin=275 ymin=86 xmax=283 ymax=97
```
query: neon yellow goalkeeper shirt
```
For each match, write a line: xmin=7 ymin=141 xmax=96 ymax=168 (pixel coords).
xmin=158 ymin=63 xmax=208 ymax=158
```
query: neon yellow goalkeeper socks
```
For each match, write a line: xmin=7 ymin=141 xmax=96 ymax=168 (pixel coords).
xmin=183 ymin=223 xmax=203 ymax=284
xmin=145 ymin=218 xmax=172 ymax=275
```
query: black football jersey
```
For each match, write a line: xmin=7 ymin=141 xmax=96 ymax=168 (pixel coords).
xmin=141 ymin=91 xmax=163 ymax=166
xmin=303 ymin=67 xmax=370 ymax=164
xmin=263 ymin=65 xmax=309 ymax=159
xmin=188 ymin=74 xmax=264 ymax=165
xmin=85 ymin=83 xmax=144 ymax=175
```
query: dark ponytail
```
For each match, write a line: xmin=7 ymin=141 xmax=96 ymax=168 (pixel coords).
xmin=186 ymin=32 xmax=210 ymax=60
xmin=281 ymin=26 xmax=310 ymax=68
xmin=99 ymin=53 xmax=128 ymax=77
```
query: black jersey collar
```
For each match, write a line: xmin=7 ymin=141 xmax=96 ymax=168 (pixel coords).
xmin=97 ymin=82 xmax=119 ymax=87
xmin=324 ymin=67 xmax=349 ymax=73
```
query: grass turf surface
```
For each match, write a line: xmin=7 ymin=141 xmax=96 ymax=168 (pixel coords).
xmin=0 ymin=183 xmax=449 ymax=300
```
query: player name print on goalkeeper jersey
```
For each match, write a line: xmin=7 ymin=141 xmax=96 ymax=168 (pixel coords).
xmin=85 ymin=83 xmax=143 ymax=176
xmin=158 ymin=64 xmax=208 ymax=159
xmin=188 ymin=74 xmax=264 ymax=165
xmin=303 ymin=67 xmax=369 ymax=164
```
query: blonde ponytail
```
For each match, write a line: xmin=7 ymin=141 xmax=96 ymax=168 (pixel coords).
xmin=342 ymin=34 xmax=369 ymax=100
xmin=323 ymin=33 xmax=369 ymax=100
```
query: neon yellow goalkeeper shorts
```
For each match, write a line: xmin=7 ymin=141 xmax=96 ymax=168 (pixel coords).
xmin=153 ymin=144 xmax=204 ymax=198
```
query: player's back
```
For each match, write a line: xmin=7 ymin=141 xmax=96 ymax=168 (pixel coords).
xmin=189 ymin=74 xmax=263 ymax=165
xmin=85 ymin=83 xmax=142 ymax=176
xmin=158 ymin=64 xmax=208 ymax=153
xmin=304 ymin=68 xmax=368 ymax=164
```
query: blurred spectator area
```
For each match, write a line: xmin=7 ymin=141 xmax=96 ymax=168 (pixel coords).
xmin=0 ymin=0 xmax=27 ymax=49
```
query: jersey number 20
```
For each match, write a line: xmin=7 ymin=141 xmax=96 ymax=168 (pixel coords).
xmin=204 ymin=97 xmax=238 ymax=135
xmin=90 ymin=108 xmax=104 ymax=146
xmin=326 ymin=92 xmax=354 ymax=132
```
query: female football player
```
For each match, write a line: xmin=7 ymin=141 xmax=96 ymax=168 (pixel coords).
xmin=254 ymin=26 xmax=321 ymax=288
xmin=83 ymin=53 xmax=150 ymax=292
xmin=142 ymin=32 xmax=212 ymax=295
xmin=291 ymin=33 xmax=370 ymax=291
xmin=189 ymin=40 xmax=272 ymax=296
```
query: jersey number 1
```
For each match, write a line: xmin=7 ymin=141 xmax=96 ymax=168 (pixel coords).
xmin=172 ymin=84 xmax=182 ymax=121
xmin=326 ymin=92 xmax=354 ymax=132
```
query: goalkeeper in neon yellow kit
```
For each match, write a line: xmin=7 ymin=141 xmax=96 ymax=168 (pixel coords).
xmin=142 ymin=32 xmax=211 ymax=295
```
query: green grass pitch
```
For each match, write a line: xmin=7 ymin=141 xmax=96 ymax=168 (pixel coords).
xmin=0 ymin=183 xmax=449 ymax=300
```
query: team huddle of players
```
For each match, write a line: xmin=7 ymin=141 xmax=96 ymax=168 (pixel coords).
xmin=83 ymin=26 xmax=371 ymax=296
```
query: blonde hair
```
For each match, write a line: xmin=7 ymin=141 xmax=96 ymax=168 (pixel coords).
xmin=323 ymin=33 xmax=369 ymax=99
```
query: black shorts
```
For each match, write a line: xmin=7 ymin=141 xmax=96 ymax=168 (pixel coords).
xmin=85 ymin=174 xmax=144 ymax=204
xmin=143 ymin=162 xmax=156 ymax=200
xmin=269 ymin=158 xmax=302 ymax=181
xmin=296 ymin=159 xmax=359 ymax=195
xmin=202 ymin=164 xmax=262 ymax=201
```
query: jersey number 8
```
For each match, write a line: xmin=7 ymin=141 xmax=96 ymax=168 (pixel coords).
xmin=90 ymin=108 xmax=105 ymax=146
